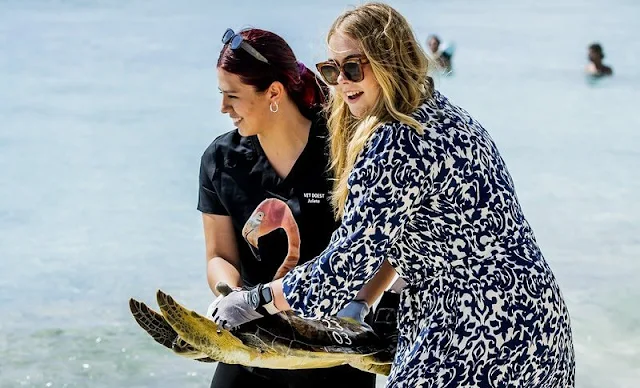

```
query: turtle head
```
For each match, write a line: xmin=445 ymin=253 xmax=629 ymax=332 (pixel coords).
xmin=215 ymin=282 xmax=234 ymax=296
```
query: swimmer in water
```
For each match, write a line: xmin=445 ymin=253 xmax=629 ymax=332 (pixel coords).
xmin=585 ymin=42 xmax=613 ymax=77
xmin=427 ymin=34 xmax=453 ymax=74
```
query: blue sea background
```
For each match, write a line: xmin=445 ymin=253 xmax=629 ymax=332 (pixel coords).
xmin=1 ymin=0 xmax=638 ymax=387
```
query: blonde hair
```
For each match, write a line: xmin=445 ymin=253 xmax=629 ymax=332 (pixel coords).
xmin=326 ymin=2 xmax=434 ymax=219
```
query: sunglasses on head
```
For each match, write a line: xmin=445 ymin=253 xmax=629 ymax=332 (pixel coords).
xmin=222 ymin=28 xmax=270 ymax=64
xmin=315 ymin=56 xmax=370 ymax=85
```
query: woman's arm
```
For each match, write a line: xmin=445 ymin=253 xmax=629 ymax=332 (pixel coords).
xmin=199 ymin=145 xmax=243 ymax=295
xmin=202 ymin=213 xmax=242 ymax=294
xmin=354 ymin=259 xmax=397 ymax=306
xmin=269 ymin=263 xmax=399 ymax=312
xmin=271 ymin=277 xmax=289 ymax=311
xmin=279 ymin=124 xmax=442 ymax=319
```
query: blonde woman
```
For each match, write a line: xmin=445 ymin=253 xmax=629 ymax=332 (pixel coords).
xmin=209 ymin=4 xmax=575 ymax=387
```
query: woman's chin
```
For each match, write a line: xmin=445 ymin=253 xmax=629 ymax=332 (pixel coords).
xmin=237 ymin=124 xmax=255 ymax=137
xmin=347 ymin=105 xmax=366 ymax=119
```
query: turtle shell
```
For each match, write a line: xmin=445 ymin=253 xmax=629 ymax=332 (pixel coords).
xmin=234 ymin=311 xmax=387 ymax=356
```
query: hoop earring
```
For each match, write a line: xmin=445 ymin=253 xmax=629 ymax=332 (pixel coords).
xmin=269 ymin=101 xmax=279 ymax=113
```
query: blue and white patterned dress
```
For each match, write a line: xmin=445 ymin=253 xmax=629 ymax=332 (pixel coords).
xmin=282 ymin=91 xmax=575 ymax=387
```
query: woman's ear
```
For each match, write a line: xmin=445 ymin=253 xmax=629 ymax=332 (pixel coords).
xmin=267 ymin=81 xmax=285 ymax=103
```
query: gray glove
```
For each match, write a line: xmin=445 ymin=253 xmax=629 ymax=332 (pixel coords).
xmin=336 ymin=299 xmax=370 ymax=325
xmin=209 ymin=283 xmax=264 ymax=330
xmin=206 ymin=283 xmax=242 ymax=319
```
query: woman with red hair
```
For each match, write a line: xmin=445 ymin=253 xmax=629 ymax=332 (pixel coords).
xmin=198 ymin=27 xmax=393 ymax=388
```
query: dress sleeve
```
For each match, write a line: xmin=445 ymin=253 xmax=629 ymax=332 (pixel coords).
xmin=282 ymin=123 xmax=438 ymax=319
xmin=197 ymin=149 xmax=229 ymax=216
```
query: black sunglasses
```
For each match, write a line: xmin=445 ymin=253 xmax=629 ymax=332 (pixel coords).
xmin=222 ymin=28 xmax=270 ymax=64
xmin=315 ymin=56 xmax=370 ymax=85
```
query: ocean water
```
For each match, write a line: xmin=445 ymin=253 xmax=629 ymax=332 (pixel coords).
xmin=1 ymin=0 xmax=639 ymax=387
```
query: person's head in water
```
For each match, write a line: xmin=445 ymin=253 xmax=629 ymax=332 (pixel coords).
xmin=217 ymin=28 xmax=327 ymax=137
xmin=427 ymin=34 xmax=441 ymax=54
xmin=585 ymin=42 xmax=613 ymax=77
xmin=588 ymin=43 xmax=605 ymax=64
xmin=315 ymin=2 xmax=434 ymax=218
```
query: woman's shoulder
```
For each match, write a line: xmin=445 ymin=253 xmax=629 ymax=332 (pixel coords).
xmin=372 ymin=90 xmax=481 ymax=156
xmin=411 ymin=90 xmax=459 ymax=124
xmin=200 ymin=129 xmax=253 ymax=170
xmin=373 ymin=92 xmax=450 ymax=142
xmin=374 ymin=91 xmax=448 ymax=134
xmin=407 ymin=90 xmax=484 ymax=139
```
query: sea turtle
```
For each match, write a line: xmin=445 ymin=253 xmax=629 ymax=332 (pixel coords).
xmin=129 ymin=198 xmax=399 ymax=375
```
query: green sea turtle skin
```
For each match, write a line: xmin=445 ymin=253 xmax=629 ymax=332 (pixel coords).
xmin=129 ymin=197 xmax=398 ymax=374
xmin=130 ymin=290 xmax=396 ymax=375
xmin=129 ymin=298 xmax=214 ymax=362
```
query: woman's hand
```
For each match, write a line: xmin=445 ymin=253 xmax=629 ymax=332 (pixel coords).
xmin=337 ymin=300 xmax=372 ymax=330
xmin=210 ymin=288 xmax=265 ymax=329
xmin=206 ymin=283 xmax=241 ymax=319
xmin=209 ymin=282 xmax=276 ymax=329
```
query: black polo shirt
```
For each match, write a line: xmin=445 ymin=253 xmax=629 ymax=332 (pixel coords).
xmin=198 ymin=114 xmax=338 ymax=287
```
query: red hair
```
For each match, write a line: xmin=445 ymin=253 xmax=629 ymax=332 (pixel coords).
xmin=217 ymin=28 xmax=327 ymax=118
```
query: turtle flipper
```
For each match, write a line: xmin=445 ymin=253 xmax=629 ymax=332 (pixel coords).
xmin=156 ymin=290 xmax=256 ymax=366
xmin=348 ymin=358 xmax=392 ymax=376
xmin=128 ymin=298 xmax=213 ymax=362
xmin=129 ymin=298 xmax=177 ymax=349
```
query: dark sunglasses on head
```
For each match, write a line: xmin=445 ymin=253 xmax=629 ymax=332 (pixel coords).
xmin=222 ymin=28 xmax=270 ymax=64
xmin=315 ymin=56 xmax=370 ymax=85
